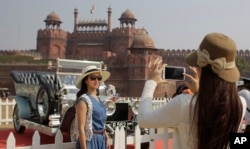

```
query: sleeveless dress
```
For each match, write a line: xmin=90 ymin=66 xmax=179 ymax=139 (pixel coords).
xmin=76 ymin=94 xmax=107 ymax=149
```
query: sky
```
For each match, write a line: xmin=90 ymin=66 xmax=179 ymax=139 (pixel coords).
xmin=1 ymin=0 xmax=250 ymax=50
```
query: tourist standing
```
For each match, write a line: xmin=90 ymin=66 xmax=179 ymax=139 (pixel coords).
xmin=75 ymin=65 xmax=111 ymax=149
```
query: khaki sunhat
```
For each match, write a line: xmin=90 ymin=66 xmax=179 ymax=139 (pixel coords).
xmin=185 ymin=32 xmax=239 ymax=82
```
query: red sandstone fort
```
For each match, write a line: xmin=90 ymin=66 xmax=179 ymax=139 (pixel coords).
xmin=0 ymin=7 xmax=250 ymax=97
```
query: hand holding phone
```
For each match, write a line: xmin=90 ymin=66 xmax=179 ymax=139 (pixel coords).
xmin=162 ymin=65 xmax=185 ymax=81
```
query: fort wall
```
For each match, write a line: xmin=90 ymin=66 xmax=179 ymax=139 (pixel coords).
xmin=1 ymin=49 xmax=250 ymax=97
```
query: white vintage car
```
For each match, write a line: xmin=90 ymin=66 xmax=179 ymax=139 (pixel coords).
xmin=10 ymin=58 xmax=141 ymax=142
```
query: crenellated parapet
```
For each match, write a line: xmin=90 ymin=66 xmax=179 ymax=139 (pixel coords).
xmin=157 ymin=49 xmax=196 ymax=57
xmin=37 ymin=28 xmax=67 ymax=39
xmin=237 ymin=49 xmax=250 ymax=57
xmin=156 ymin=49 xmax=250 ymax=58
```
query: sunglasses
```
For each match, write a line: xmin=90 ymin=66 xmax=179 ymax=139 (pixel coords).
xmin=89 ymin=75 xmax=102 ymax=81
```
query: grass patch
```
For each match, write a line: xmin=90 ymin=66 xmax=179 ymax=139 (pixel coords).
xmin=0 ymin=55 xmax=53 ymax=64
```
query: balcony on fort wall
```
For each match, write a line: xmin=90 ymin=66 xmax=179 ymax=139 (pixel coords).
xmin=76 ymin=19 xmax=108 ymax=35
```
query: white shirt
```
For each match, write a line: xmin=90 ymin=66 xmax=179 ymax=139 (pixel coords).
xmin=238 ymin=89 xmax=250 ymax=124
xmin=137 ymin=80 xmax=246 ymax=149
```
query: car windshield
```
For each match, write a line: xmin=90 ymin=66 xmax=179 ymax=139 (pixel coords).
xmin=58 ymin=75 xmax=78 ymax=86
xmin=53 ymin=58 xmax=105 ymax=86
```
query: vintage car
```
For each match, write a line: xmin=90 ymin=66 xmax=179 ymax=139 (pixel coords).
xmin=10 ymin=58 xmax=141 ymax=142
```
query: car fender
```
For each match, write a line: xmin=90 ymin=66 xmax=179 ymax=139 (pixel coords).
xmin=12 ymin=96 xmax=31 ymax=119
xmin=60 ymin=106 xmax=75 ymax=133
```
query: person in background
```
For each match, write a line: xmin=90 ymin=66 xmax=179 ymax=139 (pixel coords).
xmin=172 ymin=84 xmax=193 ymax=98
xmin=75 ymin=65 xmax=111 ymax=149
xmin=137 ymin=32 xmax=246 ymax=149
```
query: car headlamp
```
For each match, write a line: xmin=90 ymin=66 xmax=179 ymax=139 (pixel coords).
xmin=130 ymin=100 xmax=139 ymax=115
xmin=104 ymin=99 xmax=116 ymax=116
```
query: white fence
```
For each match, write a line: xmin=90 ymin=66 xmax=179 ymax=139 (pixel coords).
xmin=5 ymin=126 xmax=172 ymax=149
xmin=0 ymin=97 xmax=16 ymax=125
xmin=1 ymin=97 xmax=172 ymax=149
xmin=6 ymin=130 xmax=76 ymax=149
xmin=114 ymin=126 xmax=171 ymax=149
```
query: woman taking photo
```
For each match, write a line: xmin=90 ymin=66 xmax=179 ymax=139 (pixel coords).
xmin=137 ymin=32 xmax=247 ymax=149
xmin=75 ymin=65 xmax=111 ymax=149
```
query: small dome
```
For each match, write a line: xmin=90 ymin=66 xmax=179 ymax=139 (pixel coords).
xmin=131 ymin=29 xmax=155 ymax=49
xmin=120 ymin=9 xmax=135 ymax=20
xmin=45 ymin=11 xmax=61 ymax=22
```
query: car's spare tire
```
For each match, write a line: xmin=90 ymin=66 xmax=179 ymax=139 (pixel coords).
xmin=36 ymin=86 xmax=54 ymax=124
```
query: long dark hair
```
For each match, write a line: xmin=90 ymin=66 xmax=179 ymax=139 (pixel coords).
xmin=191 ymin=66 xmax=243 ymax=149
xmin=76 ymin=75 xmax=100 ymax=99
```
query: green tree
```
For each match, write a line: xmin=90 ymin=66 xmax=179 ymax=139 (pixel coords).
xmin=236 ymin=57 xmax=246 ymax=74
xmin=0 ymin=55 xmax=49 ymax=64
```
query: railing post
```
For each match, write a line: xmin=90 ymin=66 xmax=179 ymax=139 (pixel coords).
xmin=134 ymin=125 xmax=141 ymax=149
xmin=6 ymin=132 xmax=15 ymax=149
xmin=54 ymin=129 xmax=63 ymax=149
xmin=32 ymin=131 xmax=41 ymax=149
xmin=120 ymin=127 xmax=126 ymax=149
xmin=114 ymin=126 xmax=120 ymax=149
xmin=114 ymin=126 xmax=126 ymax=149
xmin=164 ymin=128 xmax=170 ymax=149
xmin=148 ymin=128 xmax=155 ymax=149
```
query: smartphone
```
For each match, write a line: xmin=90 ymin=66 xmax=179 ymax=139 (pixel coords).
xmin=162 ymin=66 xmax=185 ymax=81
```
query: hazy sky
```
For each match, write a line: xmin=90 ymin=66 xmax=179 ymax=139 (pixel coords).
xmin=1 ymin=0 xmax=250 ymax=50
